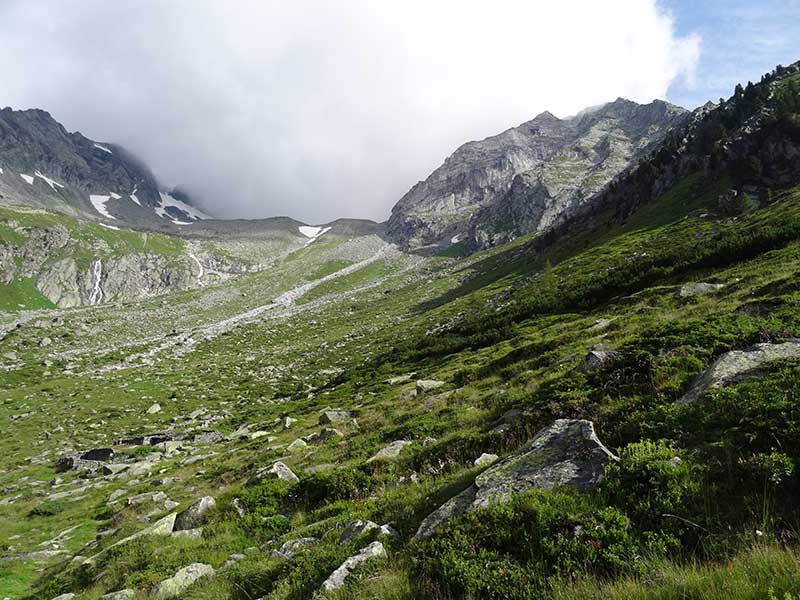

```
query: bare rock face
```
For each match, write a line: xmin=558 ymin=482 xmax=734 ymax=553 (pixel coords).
xmin=677 ymin=341 xmax=800 ymax=404
xmin=415 ymin=419 xmax=618 ymax=539
xmin=388 ymin=99 xmax=688 ymax=249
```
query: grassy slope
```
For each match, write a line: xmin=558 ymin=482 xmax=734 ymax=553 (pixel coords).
xmin=2 ymin=176 xmax=800 ymax=598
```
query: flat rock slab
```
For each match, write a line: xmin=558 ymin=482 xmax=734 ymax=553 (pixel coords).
xmin=319 ymin=409 xmax=354 ymax=425
xmin=366 ymin=440 xmax=412 ymax=463
xmin=679 ymin=282 xmax=724 ymax=298
xmin=415 ymin=419 xmax=618 ymax=539
xmin=416 ymin=379 xmax=445 ymax=393
xmin=677 ymin=341 xmax=800 ymax=404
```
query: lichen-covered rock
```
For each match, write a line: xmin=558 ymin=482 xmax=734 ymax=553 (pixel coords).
xmin=474 ymin=453 xmax=499 ymax=467
xmin=366 ymin=440 xmax=412 ymax=463
xmin=321 ymin=541 xmax=387 ymax=591
xmin=415 ymin=419 xmax=618 ymax=539
xmin=578 ymin=348 xmax=618 ymax=372
xmin=246 ymin=461 xmax=299 ymax=486
xmin=677 ymin=341 xmax=800 ymax=404
xmin=150 ymin=563 xmax=214 ymax=599
xmin=173 ymin=496 xmax=216 ymax=531
xmin=416 ymin=379 xmax=445 ymax=393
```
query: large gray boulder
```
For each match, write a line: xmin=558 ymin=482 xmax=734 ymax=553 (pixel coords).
xmin=415 ymin=419 xmax=618 ymax=539
xmin=150 ymin=563 xmax=214 ymax=599
xmin=173 ymin=496 xmax=216 ymax=531
xmin=321 ymin=541 xmax=387 ymax=591
xmin=340 ymin=519 xmax=379 ymax=543
xmin=271 ymin=537 xmax=317 ymax=560
xmin=319 ymin=409 xmax=354 ymax=425
xmin=677 ymin=341 xmax=800 ymax=404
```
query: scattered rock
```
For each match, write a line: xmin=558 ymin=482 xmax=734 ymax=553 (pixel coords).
xmin=415 ymin=419 xmax=618 ymax=539
xmin=271 ymin=537 xmax=317 ymax=559
xmin=287 ymin=439 xmax=307 ymax=452
xmin=171 ymin=528 xmax=203 ymax=540
xmin=416 ymin=379 xmax=445 ymax=393
xmin=221 ymin=553 xmax=245 ymax=569
xmin=232 ymin=497 xmax=248 ymax=518
xmin=321 ymin=541 xmax=387 ymax=591
xmin=283 ymin=416 xmax=297 ymax=428
xmin=679 ymin=282 xmax=724 ymax=298
xmin=319 ymin=409 xmax=354 ymax=425
xmin=677 ymin=341 xmax=800 ymax=404
xmin=578 ymin=347 xmax=618 ymax=372
xmin=385 ymin=374 xmax=414 ymax=385
xmin=146 ymin=403 xmax=162 ymax=415
xmin=99 ymin=590 xmax=135 ymax=600
xmin=317 ymin=427 xmax=344 ymax=442
xmin=150 ymin=563 xmax=214 ymax=599
xmin=474 ymin=453 xmax=499 ymax=467
xmin=173 ymin=496 xmax=216 ymax=531
xmin=340 ymin=519 xmax=379 ymax=543
xmin=366 ymin=440 xmax=412 ymax=463
xmin=50 ymin=594 xmax=74 ymax=600
xmin=246 ymin=461 xmax=299 ymax=486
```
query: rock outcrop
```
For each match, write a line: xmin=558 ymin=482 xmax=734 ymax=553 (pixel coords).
xmin=150 ymin=563 xmax=214 ymax=599
xmin=415 ymin=419 xmax=618 ymax=539
xmin=320 ymin=541 xmax=387 ymax=592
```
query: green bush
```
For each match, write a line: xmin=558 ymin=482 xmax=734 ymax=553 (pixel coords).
xmin=601 ymin=440 xmax=701 ymax=535
xmin=413 ymin=489 xmax=636 ymax=599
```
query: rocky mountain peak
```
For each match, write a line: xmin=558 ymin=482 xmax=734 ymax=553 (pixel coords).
xmin=387 ymin=97 xmax=689 ymax=249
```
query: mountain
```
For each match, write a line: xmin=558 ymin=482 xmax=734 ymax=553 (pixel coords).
xmin=0 ymin=107 xmax=210 ymax=228
xmin=387 ymin=98 xmax=689 ymax=249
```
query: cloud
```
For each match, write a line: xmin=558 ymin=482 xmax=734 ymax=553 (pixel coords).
xmin=0 ymin=0 xmax=699 ymax=222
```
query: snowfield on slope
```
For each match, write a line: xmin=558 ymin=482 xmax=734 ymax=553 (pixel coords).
xmin=89 ymin=194 xmax=117 ymax=220
xmin=156 ymin=192 xmax=211 ymax=223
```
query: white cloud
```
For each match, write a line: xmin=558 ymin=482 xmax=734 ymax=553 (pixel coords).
xmin=0 ymin=0 xmax=700 ymax=222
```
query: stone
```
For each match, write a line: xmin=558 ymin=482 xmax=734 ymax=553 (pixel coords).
xmin=127 ymin=491 xmax=167 ymax=506
xmin=340 ymin=519 xmax=379 ymax=543
xmin=377 ymin=524 xmax=399 ymax=538
xmin=246 ymin=461 xmax=299 ymax=486
xmin=319 ymin=409 xmax=353 ymax=425
xmin=385 ymin=374 xmax=414 ymax=385
xmin=99 ymin=590 xmax=135 ymax=600
xmin=366 ymin=440 xmax=412 ymax=463
xmin=283 ymin=416 xmax=297 ymax=428
xmin=474 ymin=453 xmax=499 ymax=467
xmin=317 ymin=427 xmax=344 ymax=442
xmin=146 ymin=403 xmax=162 ymax=415
xmin=677 ymin=341 xmax=800 ymax=404
xmin=271 ymin=537 xmax=317 ymax=559
xmin=415 ymin=419 xmax=618 ymax=539
xmin=248 ymin=430 xmax=270 ymax=440
xmin=171 ymin=528 xmax=203 ymax=539
xmin=173 ymin=496 xmax=216 ymax=531
xmin=50 ymin=595 xmax=75 ymax=600
xmin=232 ymin=497 xmax=248 ymax=517
xmin=679 ymin=282 xmax=725 ymax=298
xmin=287 ymin=438 xmax=307 ymax=452
xmin=221 ymin=553 xmax=245 ymax=568
xmin=150 ymin=563 xmax=214 ymax=599
xmin=416 ymin=379 xmax=445 ymax=393
xmin=321 ymin=541 xmax=387 ymax=591
xmin=193 ymin=430 xmax=224 ymax=444
xmin=578 ymin=348 xmax=618 ymax=372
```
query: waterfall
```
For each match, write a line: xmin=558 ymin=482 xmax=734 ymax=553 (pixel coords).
xmin=89 ymin=259 xmax=104 ymax=305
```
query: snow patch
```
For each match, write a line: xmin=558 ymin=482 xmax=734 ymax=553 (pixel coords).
xmin=89 ymin=194 xmax=117 ymax=220
xmin=34 ymin=171 xmax=64 ymax=192
xmin=20 ymin=174 xmax=34 ymax=185
xmin=130 ymin=187 xmax=141 ymax=206
xmin=450 ymin=235 xmax=461 ymax=244
xmin=299 ymin=225 xmax=332 ymax=246
xmin=0 ymin=167 xmax=4 ymax=174
xmin=109 ymin=192 xmax=122 ymax=200
xmin=94 ymin=143 xmax=113 ymax=154
xmin=100 ymin=223 xmax=121 ymax=231
xmin=155 ymin=192 xmax=210 ymax=224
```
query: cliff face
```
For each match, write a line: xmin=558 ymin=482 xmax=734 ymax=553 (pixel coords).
xmin=387 ymin=99 xmax=689 ymax=249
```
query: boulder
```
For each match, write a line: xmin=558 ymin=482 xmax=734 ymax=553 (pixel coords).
xmin=474 ymin=453 xmax=499 ymax=467
xmin=50 ymin=595 xmax=75 ymax=600
xmin=283 ymin=416 xmax=297 ymax=428
xmin=318 ymin=427 xmax=344 ymax=442
xmin=271 ymin=537 xmax=317 ymax=559
xmin=150 ymin=563 xmax=214 ymax=599
xmin=578 ymin=348 xmax=618 ymax=372
xmin=246 ymin=461 xmax=299 ymax=486
xmin=340 ymin=519 xmax=379 ymax=543
xmin=287 ymin=438 xmax=307 ymax=452
xmin=173 ymin=496 xmax=216 ymax=531
xmin=677 ymin=341 xmax=800 ymax=404
xmin=99 ymin=590 xmax=135 ymax=600
xmin=366 ymin=440 xmax=412 ymax=463
xmin=319 ymin=409 xmax=353 ymax=425
xmin=321 ymin=541 xmax=387 ymax=591
xmin=385 ymin=374 xmax=414 ymax=385
xmin=679 ymin=282 xmax=724 ymax=298
xmin=415 ymin=419 xmax=618 ymax=539
xmin=416 ymin=379 xmax=445 ymax=393
xmin=146 ymin=403 xmax=162 ymax=415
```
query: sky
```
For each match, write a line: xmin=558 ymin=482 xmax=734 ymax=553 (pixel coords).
xmin=0 ymin=1 xmax=797 ymax=224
